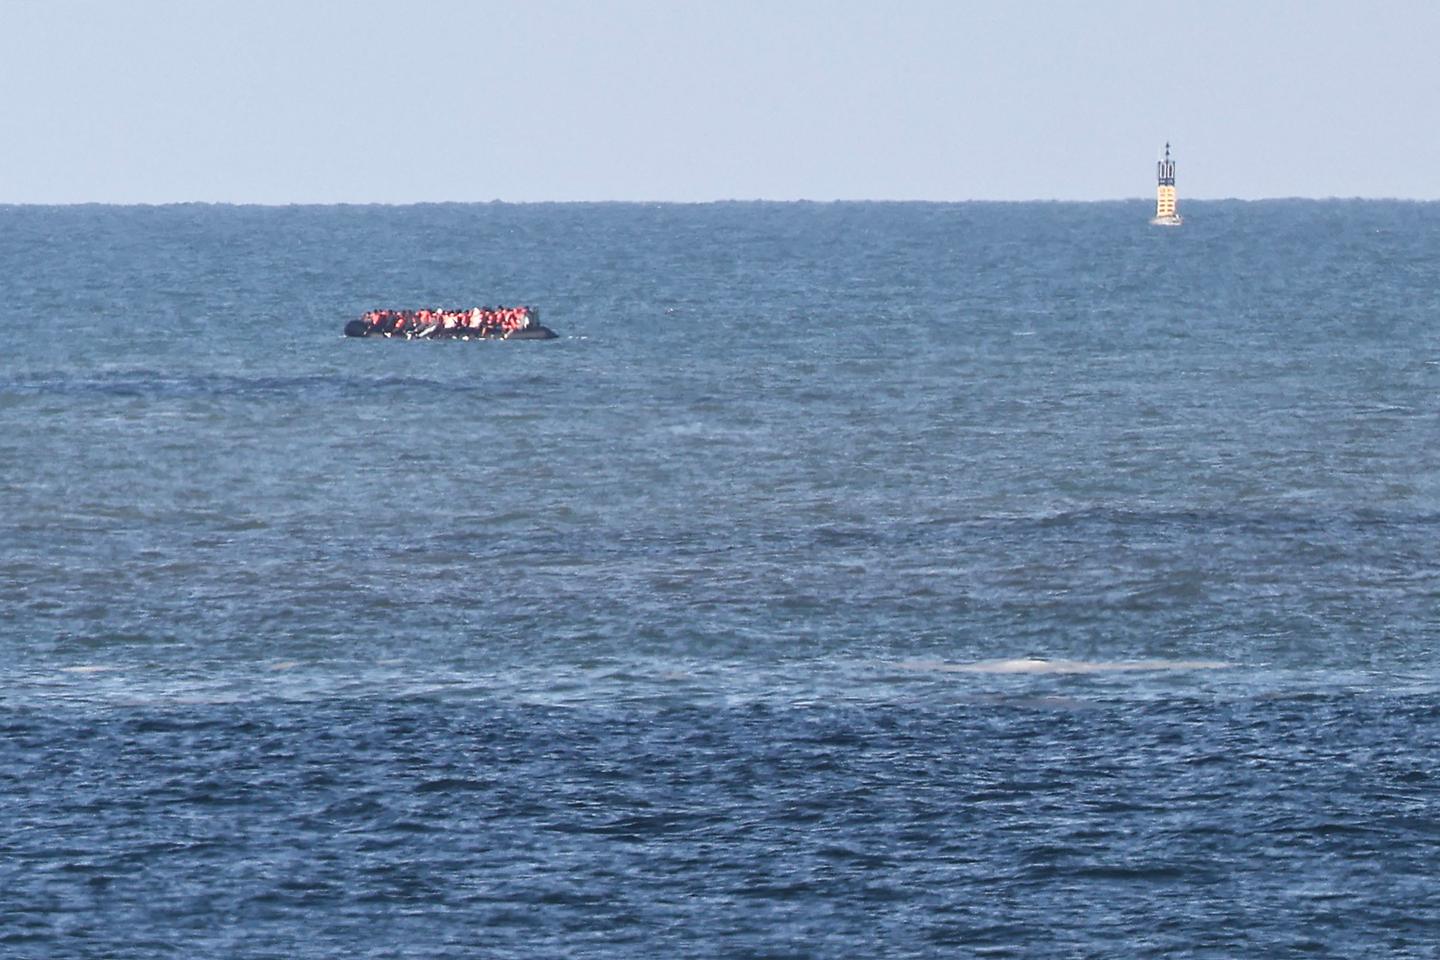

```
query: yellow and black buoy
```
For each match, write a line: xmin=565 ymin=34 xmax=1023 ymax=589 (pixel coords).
xmin=1151 ymin=142 xmax=1182 ymax=226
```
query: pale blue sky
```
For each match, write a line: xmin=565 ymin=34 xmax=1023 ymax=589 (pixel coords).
xmin=3 ymin=0 xmax=1437 ymax=203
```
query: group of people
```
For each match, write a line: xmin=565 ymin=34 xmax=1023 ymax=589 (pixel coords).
xmin=358 ymin=305 xmax=536 ymax=337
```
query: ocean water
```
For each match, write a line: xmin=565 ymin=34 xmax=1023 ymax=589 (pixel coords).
xmin=1 ymin=201 xmax=1437 ymax=957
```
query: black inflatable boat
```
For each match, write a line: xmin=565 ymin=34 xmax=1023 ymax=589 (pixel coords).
xmin=344 ymin=306 xmax=557 ymax=340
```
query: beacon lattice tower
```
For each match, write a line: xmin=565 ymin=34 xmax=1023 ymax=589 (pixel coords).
xmin=1152 ymin=143 xmax=1182 ymax=225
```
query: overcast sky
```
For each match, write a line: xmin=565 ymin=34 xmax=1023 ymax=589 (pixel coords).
xmin=3 ymin=0 xmax=1437 ymax=203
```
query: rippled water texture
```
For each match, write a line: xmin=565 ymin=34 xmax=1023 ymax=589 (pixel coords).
xmin=2 ymin=202 xmax=1437 ymax=956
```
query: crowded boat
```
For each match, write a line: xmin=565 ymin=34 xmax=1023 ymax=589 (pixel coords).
xmin=343 ymin=305 xmax=556 ymax=339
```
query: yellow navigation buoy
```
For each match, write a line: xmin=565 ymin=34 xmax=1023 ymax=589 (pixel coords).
xmin=1151 ymin=142 xmax=1183 ymax=226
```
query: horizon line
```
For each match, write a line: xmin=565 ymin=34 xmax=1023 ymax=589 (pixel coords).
xmin=5 ymin=195 xmax=1440 ymax=208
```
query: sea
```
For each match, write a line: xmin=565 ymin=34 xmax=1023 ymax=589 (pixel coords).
xmin=1 ymin=200 xmax=1437 ymax=958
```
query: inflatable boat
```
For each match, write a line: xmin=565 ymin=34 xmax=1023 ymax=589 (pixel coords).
xmin=344 ymin=320 xmax=557 ymax=340
xmin=343 ymin=306 xmax=557 ymax=340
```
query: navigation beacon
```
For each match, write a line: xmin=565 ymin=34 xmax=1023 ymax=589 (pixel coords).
xmin=1151 ymin=143 xmax=1183 ymax=226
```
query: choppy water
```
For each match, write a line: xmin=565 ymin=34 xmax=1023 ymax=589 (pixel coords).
xmin=2 ymin=201 xmax=1438 ymax=957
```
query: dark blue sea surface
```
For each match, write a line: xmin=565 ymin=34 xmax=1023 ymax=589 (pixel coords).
xmin=1 ymin=201 xmax=1437 ymax=957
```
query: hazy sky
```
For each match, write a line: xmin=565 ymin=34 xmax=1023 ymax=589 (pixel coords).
xmin=3 ymin=0 xmax=1437 ymax=203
